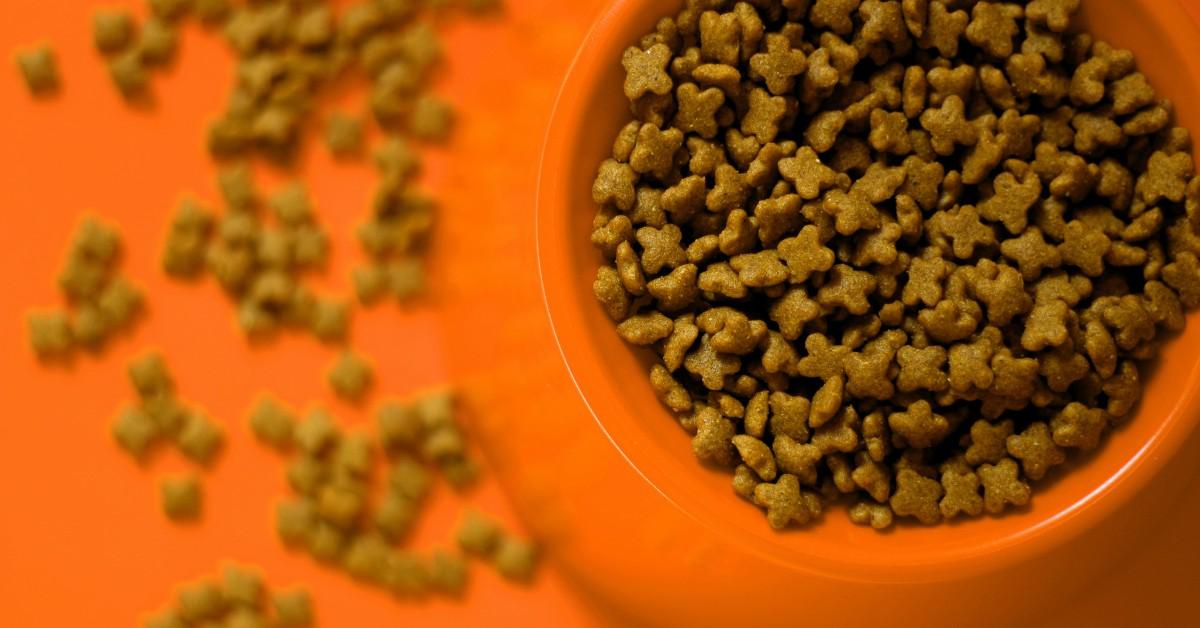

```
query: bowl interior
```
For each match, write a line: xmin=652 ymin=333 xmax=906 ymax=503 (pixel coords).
xmin=537 ymin=0 xmax=1200 ymax=578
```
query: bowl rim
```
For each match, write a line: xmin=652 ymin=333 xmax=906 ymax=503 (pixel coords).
xmin=535 ymin=0 xmax=1200 ymax=581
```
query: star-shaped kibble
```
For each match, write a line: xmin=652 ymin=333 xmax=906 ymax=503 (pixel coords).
xmin=816 ymin=264 xmax=878 ymax=315
xmin=812 ymin=406 xmax=861 ymax=454
xmin=769 ymin=287 xmax=822 ymax=340
xmin=749 ymin=33 xmax=808 ymax=95
xmin=622 ymin=43 xmax=673 ymax=101
xmin=940 ymin=470 xmax=984 ymax=519
xmin=698 ymin=261 xmax=748 ymax=300
xmin=1005 ymin=421 xmax=1065 ymax=481
xmin=890 ymin=468 xmax=944 ymax=524
xmin=978 ymin=457 xmax=1031 ymax=514
xmin=673 ymin=82 xmax=725 ymax=139
xmin=730 ymin=250 xmax=788 ymax=288
xmin=1163 ymin=251 xmax=1200 ymax=308
xmin=971 ymin=260 xmax=1032 ymax=326
xmin=888 ymin=400 xmax=950 ymax=449
xmin=1102 ymin=360 xmax=1142 ymax=418
xmin=919 ymin=95 xmax=979 ymax=156
xmin=1049 ymin=401 xmax=1107 ymax=450
xmin=777 ymin=225 xmax=835 ymax=284
xmin=823 ymin=189 xmax=882 ymax=236
xmin=683 ymin=334 xmax=742 ymax=391
xmin=1039 ymin=344 xmax=1090 ymax=393
xmin=927 ymin=204 xmax=996 ymax=259
xmin=753 ymin=474 xmax=822 ymax=529
xmin=1058 ymin=219 xmax=1112 ymax=277
xmin=795 ymin=332 xmax=850 ymax=380
xmin=742 ymin=87 xmax=788 ymax=144
xmin=1020 ymin=298 xmax=1070 ymax=352
xmin=902 ymin=248 xmax=952 ymax=308
xmin=779 ymin=146 xmax=839 ymax=200
xmin=636 ymin=224 xmax=687 ymax=275
xmin=965 ymin=418 xmax=1014 ymax=466
xmin=591 ymin=159 xmax=638 ymax=211
xmin=990 ymin=348 xmax=1040 ymax=399
xmin=896 ymin=345 xmax=949 ymax=393
xmin=964 ymin=1 xmax=1023 ymax=58
xmin=1000 ymin=227 xmax=1062 ymax=280
xmin=919 ymin=0 xmax=969 ymax=58
xmin=773 ymin=436 xmax=822 ymax=485
xmin=629 ymin=123 xmax=684 ymax=180
xmin=869 ymin=109 xmax=912 ymax=155
xmin=948 ymin=327 xmax=1001 ymax=392
xmin=978 ymin=170 xmax=1042 ymax=234
xmin=706 ymin=163 xmax=750 ymax=212
xmin=692 ymin=406 xmax=736 ymax=467
xmin=1027 ymin=0 xmax=1081 ymax=32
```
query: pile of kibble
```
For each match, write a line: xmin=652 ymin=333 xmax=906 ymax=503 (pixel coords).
xmin=16 ymin=0 xmax=535 ymax=623
xmin=591 ymin=0 xmax=1200 ymax=529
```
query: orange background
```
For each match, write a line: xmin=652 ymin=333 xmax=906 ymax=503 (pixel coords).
xmin=2 ymin=1 xmax=1200 ymax=627
xmin=0 ymin=1 xmax=610 ymax=626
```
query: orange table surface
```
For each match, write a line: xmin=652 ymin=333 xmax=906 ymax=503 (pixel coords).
xmin=2 ymin=1 xmax=1200 ymax=627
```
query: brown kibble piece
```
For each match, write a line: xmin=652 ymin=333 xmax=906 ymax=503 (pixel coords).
xmin=753 ymin=474 xmax=822 ymax=529
xmin=160 ymin=474 xmax=202 ymax=522
xmin=890 ymin=468 xmax=943 ymax=524
xmin=1006 ymin=422 xmax=1065 ymax=481
xmin=93 ymin=10 xmax=134 ymax=55
xmin=623 ymin=44 xmax=673 ymax=101
xmin=978 ymin=457 xmax=1031 ymax=513
xmin=940 ymin=470 xmax=984 ymax=519
xmin=16 ymin=45 xmax=58 ymax=94
xmin=849 ymin=501 xmax=894 ymax=529
xmin=327 ymin=351 xmax=373 ymax=402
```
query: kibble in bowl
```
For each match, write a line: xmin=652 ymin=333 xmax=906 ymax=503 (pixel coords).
xmin=537 ymin=0 xmax=1200 ymax=573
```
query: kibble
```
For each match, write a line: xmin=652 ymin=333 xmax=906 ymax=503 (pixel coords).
xmin=593 ymin=0 xmax=1200 ymax=529
xmin=15 ymin=45 xmax=59 ymax=95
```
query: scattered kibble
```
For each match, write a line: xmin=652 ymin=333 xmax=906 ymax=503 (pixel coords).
xmin=92 ymin=10 xmax=135 ymax=56
xmin=327 ymin=351 xmax=373 ymax=402
xmin=594 ymin=0 xmax=1200 ymax=529
xmin=160 ymin=473 xmax=203 ymax=522
xmin=456 ymin=509 xmax=537 ymax=582
xmin=250 ymin=385 xmax=528 ymax=598
xmin=15 ymin=45 xmax=59 ymax=95
xmin=250 ymin=395 xmax=297 ymax=451
xmin=163 ymin=167 xmax=347 ymax=341
xmin=272 ymin=589 xmax=314 ymax=628
xmin=145 ymin=565 xmax=310 ymax=627
xmin=112 ymin=353 xmax=225 ymax=523
xmin=27 ymin=218 xmax=142 ymax=360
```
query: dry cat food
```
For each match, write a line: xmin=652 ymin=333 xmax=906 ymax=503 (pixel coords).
xmin=144 ymin=564 xmax=314 ymax=628
xmin=15 ymin=44 xmax=59 ymax=94
xmin=92 ymin=6 xmax=183 ymax=100
xmin=592 ymin=0 xmax=1200 ymax=528
xmin=162 ymin=170 xmax=350 ymax=341
xmin=114 ymin=352 xmax=225 ymax=467
xmin=251 ymin=389 xmax=529 ymax=598
xmin=160 ymin=473 xmax=203 ymax=522
xmin=27 ymin=218 xmax=143 ymax=360
xmin=184 ymin=0 xmax=467 ymax=305
xmin=327 ymin=350 xmax=375 ymax=401
xmin=455 ymin=509 xmax=538 ymax=582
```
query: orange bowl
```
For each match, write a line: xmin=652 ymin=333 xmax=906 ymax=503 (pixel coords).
xmin=444 ymin=0 xmax=1200 ymax=624
xmin=539 ymin=0 xmax=1200 ymax=576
